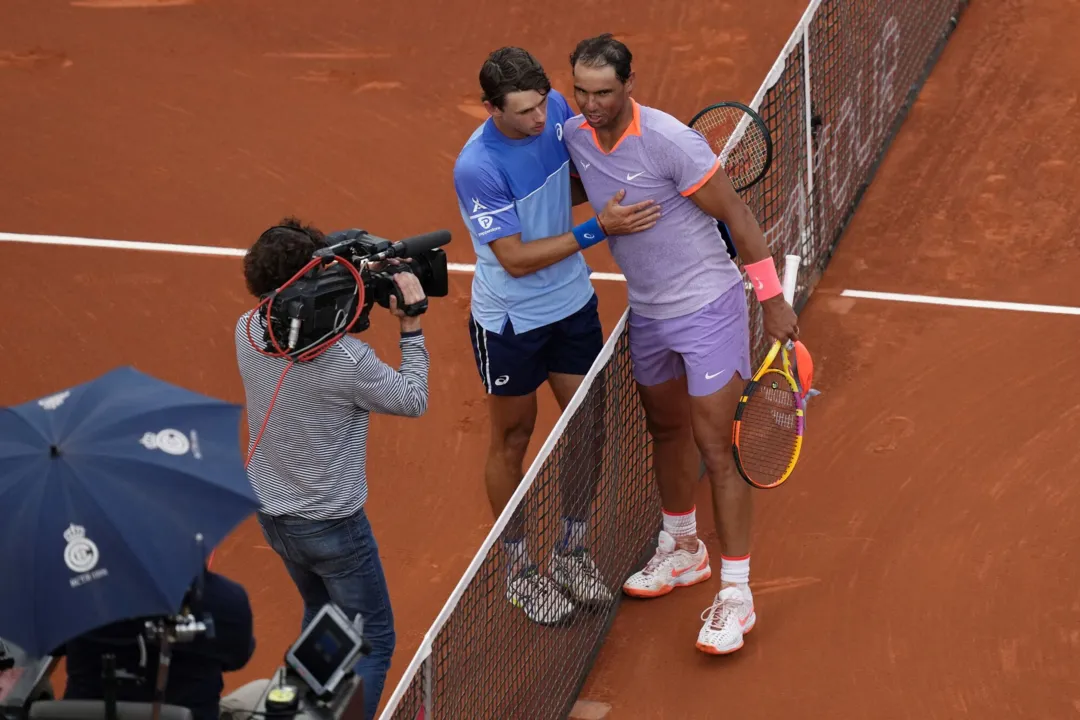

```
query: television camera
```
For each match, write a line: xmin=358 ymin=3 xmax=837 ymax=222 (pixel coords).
xmin=13 ymin=603 xmax=370 ymax=720
xmin=260 ymin=228 xmax=452 ymax=359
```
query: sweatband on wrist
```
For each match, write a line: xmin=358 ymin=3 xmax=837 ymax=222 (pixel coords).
xmin=571 ymin=217 xmax=605 ymax=250
xmin=744 ymin=257 xmax=782 ymax=301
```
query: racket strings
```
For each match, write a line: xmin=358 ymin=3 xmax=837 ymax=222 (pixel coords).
xmin=693 ymin=106 xmax=769 ymax=190
xmin=736 ymin=380 xmax=800 ymax=480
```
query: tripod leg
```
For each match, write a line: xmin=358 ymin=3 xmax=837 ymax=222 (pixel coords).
xmin=151 ymin=637 xmax=173 ymax=720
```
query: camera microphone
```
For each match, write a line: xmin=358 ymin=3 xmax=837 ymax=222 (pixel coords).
xmin=379 ymin=230 xmax=452 ymax=261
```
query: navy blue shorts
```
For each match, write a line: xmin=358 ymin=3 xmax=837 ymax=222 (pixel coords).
xmin=469 ymin=293 xmax=604 ymax=396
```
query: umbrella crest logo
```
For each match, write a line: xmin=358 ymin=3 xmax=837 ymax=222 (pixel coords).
xmin=63 ymin=523 xmax=99 ymax=574
xmin=140 ymin=428 xmax=192 ymax=456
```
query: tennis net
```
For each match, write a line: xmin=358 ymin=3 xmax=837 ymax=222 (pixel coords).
xmin=380 ymin=1 xmax=969 ymax=717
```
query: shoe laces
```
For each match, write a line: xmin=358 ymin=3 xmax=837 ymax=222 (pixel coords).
xmin=701 ymin=587 xmax=746 ymax=629
xmin=579 ymin=563 xmax=604 ymax=589
xmin=511 ymin=565 xmax=542 ymax=590
xmin=570 ymin=549 xmax=599 ymax=573
xmin=525 ymin=570 xmax=561 ymax=596
xmin=642 ymin=547 xmax=676 ymax=575
xmin=555 ymin=550 xmax=600 ymax=586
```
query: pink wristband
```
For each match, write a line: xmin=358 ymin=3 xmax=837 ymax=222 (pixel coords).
xmin=744 ymin=257 xmax=782 ymax=301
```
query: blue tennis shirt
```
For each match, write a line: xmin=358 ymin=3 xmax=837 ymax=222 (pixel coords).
xmin=452 ymin=88 xmax=595 ymax=335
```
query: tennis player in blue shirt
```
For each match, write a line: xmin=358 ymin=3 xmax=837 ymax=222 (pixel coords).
xmin=453 ymin=46 xmax=660 ymax=625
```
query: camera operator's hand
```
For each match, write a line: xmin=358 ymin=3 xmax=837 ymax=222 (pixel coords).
xmin=389 ymin=269 xmax=426 ymax=334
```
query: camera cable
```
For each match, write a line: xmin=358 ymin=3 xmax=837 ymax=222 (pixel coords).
xmin=207 ymin=256 xmax=366 ymax=570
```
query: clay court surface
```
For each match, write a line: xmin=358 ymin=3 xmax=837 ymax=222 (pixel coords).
xmin=2 ymin=0 xmax=1079 ymax=717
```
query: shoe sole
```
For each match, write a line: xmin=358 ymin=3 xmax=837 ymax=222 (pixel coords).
xmin=622 ymin=564 xmax=712 ymax=599
xmin=695 ymin=612 xmax=756 ymax=655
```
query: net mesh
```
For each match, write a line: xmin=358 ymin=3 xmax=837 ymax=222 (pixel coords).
xmin=383 ymin=323 xmax=657 ymax=720
xmin=380 ymin=1 xmax=968 ymax=718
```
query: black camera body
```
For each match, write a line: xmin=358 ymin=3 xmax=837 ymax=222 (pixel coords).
xmin=261 ymin=227 xmax=451 ymax=358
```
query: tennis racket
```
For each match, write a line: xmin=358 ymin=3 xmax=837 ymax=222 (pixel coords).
xmin=732 ymin=254 xmax=806 ymax=490
xmin=688 ymin=100 xmax=774 ymax=192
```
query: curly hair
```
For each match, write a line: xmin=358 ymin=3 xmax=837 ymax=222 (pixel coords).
xmin=243 ymin=217 xmax=327 ymax=297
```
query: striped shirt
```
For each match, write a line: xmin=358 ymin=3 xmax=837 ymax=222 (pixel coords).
xmin=234 ymin=311 xmax=430 ymax=520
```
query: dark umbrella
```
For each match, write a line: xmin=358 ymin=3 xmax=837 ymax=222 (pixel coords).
xmin=0 ymin=366 xmax=259 ymax=658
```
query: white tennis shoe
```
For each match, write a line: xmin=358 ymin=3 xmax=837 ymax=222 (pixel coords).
xmin=696 ymin=584 xmax=756 ymax=654
xmin=622 ymin=530 xmax=711 ymax=598
xmin=505 ymin=566 xmax=575 ymax=625
xmin=551 ymin=549 xmax=614 ymax=607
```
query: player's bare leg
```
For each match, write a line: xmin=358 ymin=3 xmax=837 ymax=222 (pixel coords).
xmin=690 ymin=371 xmax=752 ymax=561
xmin=689 ymin=371 xmax=757 ymax=654
xmin=637 ymin=376 xmax=698 ymax=527
xmin=486 ymin=391 xmax=576 ymax=625
xmin=484 ymin=392 xmax=537 ymax=539
xmin=621 ymin=375 xmax=712 ymax=598
xmin=547 ymin=371 xmax=613 ymax=607
xmin=547 ymin=371 xmax=599 ymax=526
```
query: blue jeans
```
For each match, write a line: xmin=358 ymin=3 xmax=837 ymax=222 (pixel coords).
xmin=257 ymin=508 xmax=395 ymax=720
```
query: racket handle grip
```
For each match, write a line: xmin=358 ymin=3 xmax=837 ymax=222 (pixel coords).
xmin=781 ymin=254 xmax=801 ymax=351
xmin=782 ymin=254 xmax=801 ymax=305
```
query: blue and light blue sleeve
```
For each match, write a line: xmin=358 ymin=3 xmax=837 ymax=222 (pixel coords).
xmin=453 ymin=157 xmax=521 ymax=245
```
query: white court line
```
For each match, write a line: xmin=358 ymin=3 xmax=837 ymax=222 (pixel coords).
xmin=8 ymin=232 xmax=1077 ymax=315
xmin=0 ymin=231 xmax=629 ymax=283
xmin=0 ymin=231 xmax=248 ymax=258
xmin=841 ymin=289 xmax=1080 ymax=316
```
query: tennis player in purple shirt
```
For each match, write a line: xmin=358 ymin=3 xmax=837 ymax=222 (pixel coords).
xmin=563 ymin=33 xmax=799 ymax=656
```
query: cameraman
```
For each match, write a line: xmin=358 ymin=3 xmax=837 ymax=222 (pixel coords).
xmin=233 ymin=218 xmax=429 ymax=720
xmin=57 ymin=570 xmax=260 ymax=720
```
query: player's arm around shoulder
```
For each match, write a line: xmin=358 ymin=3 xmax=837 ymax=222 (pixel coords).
xmin=487 ymin=194 xmax=663 ymax=278
xmin=454 ymin=144 xmax=636 ymax=277
xmin=453 ymin=153 xmax=542 ymax=278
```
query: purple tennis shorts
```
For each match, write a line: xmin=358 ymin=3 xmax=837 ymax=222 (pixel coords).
xmin=627 ymin=282 xmax=752 ymax=397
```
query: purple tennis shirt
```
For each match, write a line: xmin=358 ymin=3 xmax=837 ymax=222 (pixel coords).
xmin=564 ymin=100 xmax=743 ymax=320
